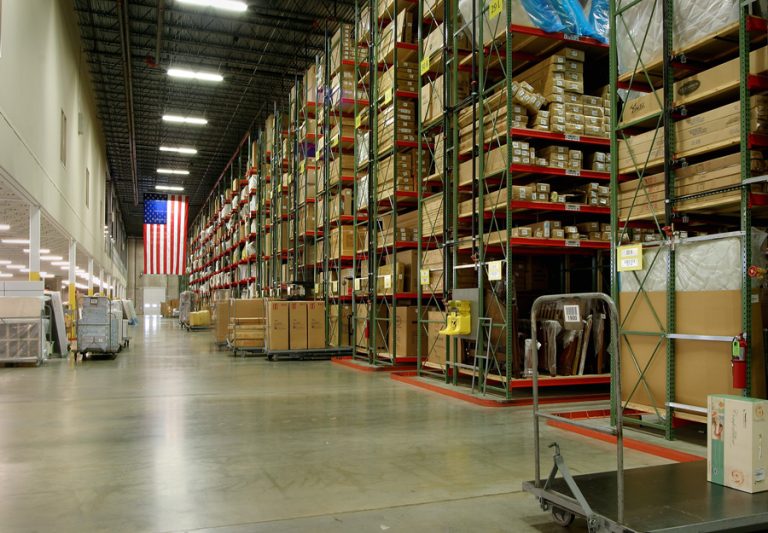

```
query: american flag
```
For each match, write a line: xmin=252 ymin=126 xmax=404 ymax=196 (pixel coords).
xmin=143 ymin=193 xmax=188 ymax=275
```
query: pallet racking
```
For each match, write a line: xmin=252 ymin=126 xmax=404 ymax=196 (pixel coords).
xmin=411 ymin=0 xmax=614 ymax=398
xmin=611 ymin=0 xmax=768 ymax=438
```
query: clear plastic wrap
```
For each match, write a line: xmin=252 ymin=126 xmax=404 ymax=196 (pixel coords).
xmin=617 ymin=0 xmax=739 ymax=75
xmin=620 ymin=230 xmax=768 ymax=292
xmin=549 ymin=0 xmax=601 ymax=40
xmin=523 ymin=338 xmax=541 ymax=377
xmin=541 ymin=319 xmax=562 ymax=376
xmin=587 ymin=0 xmax=609 ymax=44
xmin=519 ymin=0 xmax=567 ymax=33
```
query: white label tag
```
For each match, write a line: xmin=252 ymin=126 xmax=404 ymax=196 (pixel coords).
xmin=354 ymin=278 xmax=361 ymax=291
xmin=420 ymin=269 xmax=430 ymax=286
xmin=563 ymin=304 xmax=581 ymax=323
xmin=564 ymin=203 xmax=581 ymax=212
xmin=383 ymin=275 xmax=392 ymax=289
xmin=488 ymin=260 xmax=503 ymax=281
xmin=565 ymin=239 xmax=581 ymax=247
xmin=565 ymin=169 xmax=581 ymax=177
xmin=564 ymin=134 xmax=580 ymax=142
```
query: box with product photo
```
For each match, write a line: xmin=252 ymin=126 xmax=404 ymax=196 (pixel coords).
xmin=708 ymin=394 xmax=768 ymax=493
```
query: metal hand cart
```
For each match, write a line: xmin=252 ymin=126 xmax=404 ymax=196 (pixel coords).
xmin=522 ymin=293 xmax=768 ymax=532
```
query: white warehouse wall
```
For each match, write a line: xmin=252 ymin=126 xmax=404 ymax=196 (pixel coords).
xmin=0 ymin=0 xmax=125 ymax=285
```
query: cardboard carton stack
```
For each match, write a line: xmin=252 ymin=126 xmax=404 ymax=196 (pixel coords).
xmin=618 ymin=96 xmax=768 ymax=174
xmin=266 ymin=300 xmax=326 ymax=351
xmin=376 ymin=7 xmax=414 ymax=64
xmin=378 ymin=90 xmax=417 ymax=154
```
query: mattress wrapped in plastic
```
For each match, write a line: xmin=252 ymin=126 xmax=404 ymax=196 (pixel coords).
xmin=616 ymin=0 xmax=739 ymax=75
xmin=620 ymin=229 xmax=767 ymax=292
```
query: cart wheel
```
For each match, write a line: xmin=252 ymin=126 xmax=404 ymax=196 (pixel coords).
xmin=551 ymin=506 xmax=575 ymax=527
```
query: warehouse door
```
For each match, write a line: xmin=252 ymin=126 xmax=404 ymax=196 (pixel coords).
xmin=143 ymin=288 xmax=165 ymax=316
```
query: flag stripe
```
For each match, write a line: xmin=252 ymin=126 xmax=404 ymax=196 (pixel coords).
xmin=143 ymin=194 xmax=188 ymax=275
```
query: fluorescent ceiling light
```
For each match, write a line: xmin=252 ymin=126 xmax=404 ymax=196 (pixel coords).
xmin=156 ymin=185 xmax=185 ymax=192
xmin=20 ymin=268 xmax=29 ymax=273
xmin=0 ymin=260 xmax=10 ymax=265
xmin=159 ymin=146 xmax=198 ymax=155
xmin=52 ymin=261 xmax=69 ymax=266
xmin=0 ymin=225 xmax=10 ymax=231
xmin=41 ymin=273 xmax=54 ymax=279
xmin=177 ymin=0 xmax=248 ymax=12
xmin=41 ymin=255 xmax=63 ymax=261
xmin=2 ymin=239 xmax=29 ymax=244
xmin=6 ymin=264 xmax=24 ymax=270
xmin=157 ymin=168 xmax=190 ymax=175
xmin=162 ymin=115 xmax=208 ymax=126
xmin=0 ymin=273 xmax=12 ymax=278
xmin=167 ymin=68 xmax=224 ymax=82
xmin=23 ymin=248 xmax=50 ymax=254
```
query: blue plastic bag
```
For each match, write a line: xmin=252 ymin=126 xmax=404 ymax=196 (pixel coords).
xmin=588 ymin=0 xmax=610 ymax=44
xmin=519 ymin=0 xmax=567 ymax=34
xmin=549 ymin=0 xmax=602 ymax=40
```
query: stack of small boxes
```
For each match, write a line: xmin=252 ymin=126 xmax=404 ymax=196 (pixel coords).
xmin=539 ymin=145 xmax=582 ymax=171
xmin=511 ymin=48 xmax=611 ymax=138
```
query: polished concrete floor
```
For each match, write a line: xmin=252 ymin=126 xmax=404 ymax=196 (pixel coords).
xmin=0 ymin=317 xmax=700 ymax=533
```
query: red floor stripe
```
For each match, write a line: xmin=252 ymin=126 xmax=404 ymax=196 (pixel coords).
xmin=390 ymin=372 xmax=609 ymax=408
xmin=546 ymin=419 xmax=704 ymax=463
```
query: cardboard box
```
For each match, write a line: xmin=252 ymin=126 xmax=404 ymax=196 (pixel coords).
xmin=214 ymin=301 xmax=231 ymax=343
xmin=426 ymin=310 xmax=448 ymax=365
xmin=307 ymin=301 xmax=326 ymax=349
xmin=621 ymin=46 xmax=768 ymax=127
xmin=388 ymin=306 xmax=424 ymax=358
xmin=708 ymin=395 xmax=768 ymax=493
xmin=289 ymin=302 xmax=308 ymax=350
xmin=189 ymin=310 xmax=211 ymax=327
xmin=266 ymin=301 xmax=290 ymax=351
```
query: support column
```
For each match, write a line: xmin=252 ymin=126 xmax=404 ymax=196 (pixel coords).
xmin=87 ymin=258 xmax=94 ymax=296
xmin=106 ymin=274 xmax=112 ymax=299
xmin=68 ymin=240 xmax=76 ymax=310
xmin=98 ymin=267 xmax=104 ymax=295
xmin=28 ymin=206 xmax=40 ymax=281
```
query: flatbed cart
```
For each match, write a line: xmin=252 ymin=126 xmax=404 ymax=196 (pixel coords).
xmin=522 ymin=293 xmax=768 ymax=532
xmin=267 ymin=346 xmax=353 ymax=361
xmin=227 ymin=340 xmax=266 ymax=358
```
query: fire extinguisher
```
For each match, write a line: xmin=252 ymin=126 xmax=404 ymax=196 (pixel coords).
xmin=732 ymin=334 xmax=747 ymax=389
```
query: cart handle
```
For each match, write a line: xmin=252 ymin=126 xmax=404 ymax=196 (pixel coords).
xmin=531 ymin=292 xmax=623 ymax=524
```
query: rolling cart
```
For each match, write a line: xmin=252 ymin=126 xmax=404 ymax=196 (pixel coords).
xmin=76 ymin=296 xmax=122 ymax=358
xmin=522 ymin=293 xmax=768 ymax=532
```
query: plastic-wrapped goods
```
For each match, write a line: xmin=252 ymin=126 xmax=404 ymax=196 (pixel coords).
xmin=617 ymin=0 xmax=739 ymax=75
xmin=620 ymin=229 xmax=768 ymax=293
xmin=519 ymin=0 xmax=567 ymax=33
xmin=459 ymin=0 xmax=606 ymax=45
xmin=587 ymin=0 xmax=609 ymax=43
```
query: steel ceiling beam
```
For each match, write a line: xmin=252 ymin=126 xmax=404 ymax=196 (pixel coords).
xmin=116 ymin=0 xmax=139 ymax=206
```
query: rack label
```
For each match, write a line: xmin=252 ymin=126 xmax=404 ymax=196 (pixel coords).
xmin=331 ymin=281 xmax=339 ymax=293
xmin=564 ymin=203 xmax=581 ymax=212
xmin=383 ymin=274 xmax=392 ymax=290
xmin=354 ymin=278 xmax=361 ymax=291
xmin=420 ymin=268 xmax=430 ymax=286
xmin=564 ymin=134 xmax=581 ymax=142
xmin=420 ymin=56 xmax=430 ymax=76
xmin=564 ymin=34 xmax=580 ymax=41
xmin=565 ymin=169 xmax=581 ymax=177
xmin=617 ymin=244 xmax=643 ymax=272
xmin=565 ymin=239 xmax=581 ymax=247
xmin=488 ymin=0 xmax=503 ymax=19
xmin=355 ymin=113 xmax=363 ymax=129
xmin=488 ymin=260 xmax=503 ymax=281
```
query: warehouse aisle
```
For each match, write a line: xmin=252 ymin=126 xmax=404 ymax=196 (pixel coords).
xmin=0 ymin=318 xmax=688 ymax=533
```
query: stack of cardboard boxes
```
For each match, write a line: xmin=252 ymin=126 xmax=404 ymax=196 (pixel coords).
xmin=266 ymin=300 xmax=326 ymax=351
xmin=226 ymin=299 xmax=266 ymax=349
